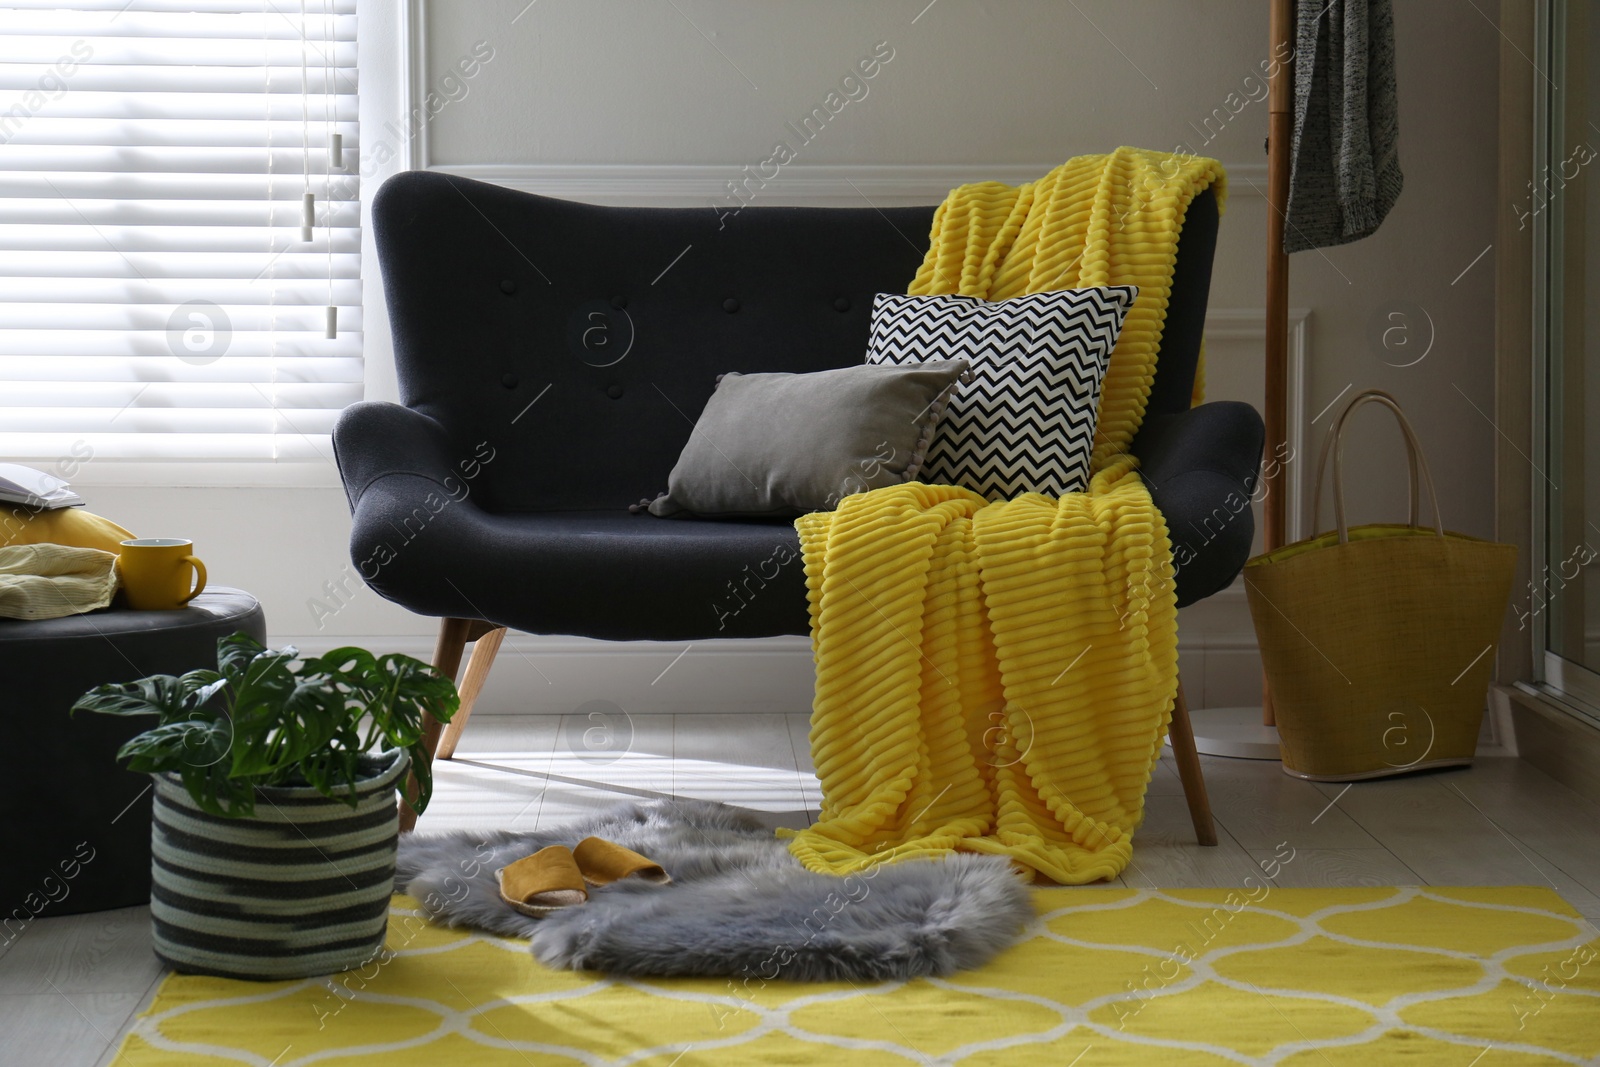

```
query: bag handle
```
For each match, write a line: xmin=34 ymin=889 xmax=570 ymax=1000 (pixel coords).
xmin=1311 ymin=391 xmax=1423 ymax=535
xmin=1309 ymin=388 xmax=1444 ymax=545
xmin=1311 ymin=393 xmax=1413 ymax=535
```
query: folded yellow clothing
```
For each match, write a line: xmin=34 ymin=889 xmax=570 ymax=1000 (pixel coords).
xmin=0 ymin=543 xmax=120 ymax=620
xmin=0 ymin=506 xmax=134 ymax=554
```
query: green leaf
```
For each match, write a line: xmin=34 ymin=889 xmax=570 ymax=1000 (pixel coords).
xmin=179 ymin=669 xmax=228 ymax=707
xmin=223 ymin=640 xmax=301 ymax=726
xmin=378 ymin=654 xmax=459 ymax=724
xmin=115 ymin=715 xmax=232 ymax=776
xmin=230 ymin=677 xmax=343 ymax=778
xmin=72 ymin=675 xmax=188 ymax=721
xmin=180 ymin=759 xmax=255 ymax=818
xmin=407 ymin=735 xmax=437 ymax=814
xmin=310 ymin=646 xmax=381 ymax=686
xmin=297 ymin=745 xmax=363 ymax=808
xmin=226 ymin=645 xmax=305 ymax=765
xmin=216 ymin=632 xmax=269 ymax=687
xmin=78 ymin=630 xmax=459 ymax=819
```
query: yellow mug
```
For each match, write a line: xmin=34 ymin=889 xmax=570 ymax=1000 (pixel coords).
xmin=118 ymin=538 xmax=207 ymax=610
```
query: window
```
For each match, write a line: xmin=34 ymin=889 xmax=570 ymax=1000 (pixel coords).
xmin=1532 ymin=0 xmax=1600 ymax=721
xmin=0 ymin=0 xmax=359 ymax=465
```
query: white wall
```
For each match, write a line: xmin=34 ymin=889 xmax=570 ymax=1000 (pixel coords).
xmin=75 ymin=1 xmax=1502 ymax=716
xmin=416 ymin=0 xmax=1500 ymax=551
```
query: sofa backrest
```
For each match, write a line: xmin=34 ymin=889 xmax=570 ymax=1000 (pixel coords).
xmin=372 ymin=170 xmax=1217 ymax=512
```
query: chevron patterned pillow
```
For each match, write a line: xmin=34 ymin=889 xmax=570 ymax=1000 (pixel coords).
xmin=866 ymin=287 xmax=1138 ymax=498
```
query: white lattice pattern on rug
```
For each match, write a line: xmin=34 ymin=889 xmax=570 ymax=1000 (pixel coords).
xmin=112 ymin=886 xmax=1600 ymax=1066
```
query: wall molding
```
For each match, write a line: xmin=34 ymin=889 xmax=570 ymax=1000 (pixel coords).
xmin=1205 ymin=307 xmax=1312 ymax=542
xmin=403 ymin=0 xmax=429 ymax=172
xmin=284 ymin=632 xmax=818 ymax=717
xmin=287 ymin=634 xmax=814 ymax=658
xmin=403 ymin=0 xmax=1267 ymax=202
xmin=426 ymin=162 xmax=1269 ymax=207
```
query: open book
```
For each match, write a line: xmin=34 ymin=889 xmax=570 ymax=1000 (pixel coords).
xmin=0 ymin=464 xmax=85 ymax=510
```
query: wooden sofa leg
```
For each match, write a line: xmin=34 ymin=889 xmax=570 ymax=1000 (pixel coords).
xmin=400 ymin=617 xmax=484 ymax=833
xmin=1168 ymin=679 xmax=1218 ymax=847
xmin=437 ymin=627 xmax=507 ymax=761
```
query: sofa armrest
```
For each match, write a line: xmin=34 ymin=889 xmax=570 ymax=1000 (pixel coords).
xmin=333 ymin=401 xmax=464 ymax=510
xmin=1130 ymin=400 xmax=1265 ymax=608
xmin=332 ymin=402 xmax=505 ymax=619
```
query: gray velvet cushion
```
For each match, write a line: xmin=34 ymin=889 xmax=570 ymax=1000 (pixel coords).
xmin=643 ymin=360 xmax=969 ymax=518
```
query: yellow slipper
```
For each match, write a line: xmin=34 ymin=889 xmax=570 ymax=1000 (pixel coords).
xmin=495 ymin=845 xmax=589 ymax=917
xmin=572 ymin=836 xmax=672 ymax=887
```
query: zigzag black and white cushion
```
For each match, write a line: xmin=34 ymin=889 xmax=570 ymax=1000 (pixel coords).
xmin=865 ymin=287 xmax=1138 ymax=498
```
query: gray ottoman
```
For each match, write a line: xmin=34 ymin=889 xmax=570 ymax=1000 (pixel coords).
xmin=0 ymin=588 xmax=264 ymax=920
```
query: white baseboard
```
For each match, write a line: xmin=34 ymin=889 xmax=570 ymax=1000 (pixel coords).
xmin=278 ymin=632 xmax=818 ymax=717
xmin=282 ymin=625 xmax=1503 ymax=757
xmin=278 ymin=625 xmax=1264 ymax=718
xmin=1486 ymin=685 xmax=1520 ymax=757
xmin=278 ymin=579 xmax=1267 ymax=718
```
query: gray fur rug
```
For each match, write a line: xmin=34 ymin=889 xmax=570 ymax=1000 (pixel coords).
xmin=395 ymin=799 xmax=1034 ymax=981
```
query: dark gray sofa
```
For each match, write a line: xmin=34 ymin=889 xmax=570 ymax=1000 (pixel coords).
xmin=334 ymin=169 xmax=1263 ymax=841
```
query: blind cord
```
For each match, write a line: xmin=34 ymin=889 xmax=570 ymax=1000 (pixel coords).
xmin=324 ymin=0 xmax=336 ymax=339
xmin=299 ymin=0 xmax=313 ymax=243
xmin=266 ymin=0 xmax=280 ymax=455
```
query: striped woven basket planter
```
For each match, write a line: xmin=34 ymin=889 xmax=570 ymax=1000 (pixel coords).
xmin=149 ymin=748 xmax=408 ymax=981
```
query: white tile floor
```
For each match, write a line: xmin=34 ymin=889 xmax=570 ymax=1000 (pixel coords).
xmin=6 ymin=713 xmax=1599 ymax=1067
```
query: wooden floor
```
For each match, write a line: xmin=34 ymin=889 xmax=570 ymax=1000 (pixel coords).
xmin=8 ymin=713 xmax=1599 ymax=1067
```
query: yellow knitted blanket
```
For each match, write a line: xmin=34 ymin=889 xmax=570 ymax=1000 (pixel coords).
xmin=782 ymin=149 xmax=1226 ymax=883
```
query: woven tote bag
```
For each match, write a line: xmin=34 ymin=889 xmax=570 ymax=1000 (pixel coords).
xmin=1243 ymin=390 xmax=1516 ymax=781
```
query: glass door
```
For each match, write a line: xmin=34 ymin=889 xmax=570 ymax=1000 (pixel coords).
xmin=1537 ymin=0 xmax=1600 ymax=723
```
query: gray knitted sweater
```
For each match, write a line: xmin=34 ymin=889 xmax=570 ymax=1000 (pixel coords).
xmin=1285 ymin=0 xmax=1403 ymax=252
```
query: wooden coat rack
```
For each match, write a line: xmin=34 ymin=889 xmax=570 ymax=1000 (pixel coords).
xmin=1263 ymin=0 xmax=1294 ymax=727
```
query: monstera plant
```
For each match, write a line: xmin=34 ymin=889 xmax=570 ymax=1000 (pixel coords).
xmin=72 ymin=633 xmax=460 ymax=981
xmin=74 ymin=632 xmax=459 ymax=817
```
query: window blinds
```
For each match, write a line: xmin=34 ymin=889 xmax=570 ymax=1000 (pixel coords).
xmin=0 ymin=0 xmax=359 ymax=463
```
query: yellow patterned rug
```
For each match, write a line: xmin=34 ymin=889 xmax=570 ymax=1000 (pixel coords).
xmin=111 ymin=887 xmax=1598 ymax=1066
